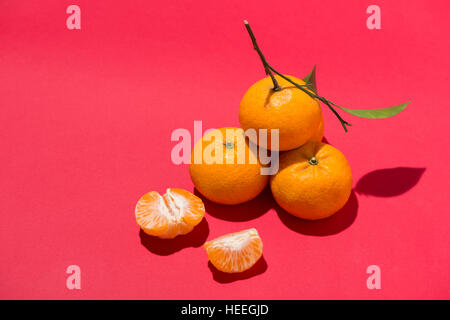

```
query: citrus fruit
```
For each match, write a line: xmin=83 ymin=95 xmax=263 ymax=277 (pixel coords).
xmin=310 ymin=114 xmax=324 ymax=142
xmin=270 ymin=141 xmax=352 ymax=220
xmin=239 ymin=75 xmax=322 ymax=151
xmin=135 ymin=188 xmax=205 ymax=239
xmin=189 ymin=127 xmax=269 ymax=205
xmin=204 ymin=228 xmax=263 ymax=273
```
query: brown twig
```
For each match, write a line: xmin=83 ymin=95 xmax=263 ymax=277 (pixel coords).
xmin=244 ymin=20 xmax=281 ymax=91
xmin=243 ymin=20 xmax=351 ymax=132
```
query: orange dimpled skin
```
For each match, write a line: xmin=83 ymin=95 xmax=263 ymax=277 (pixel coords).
xmin=310 ymin=114 xmax=324 ymax=142
xmin=189 ymin=127 xmax=269 ymax=205
xmin=239 ymin=75 xmax=322 ymax=151
xmin=270 ymin=141 xmax=352 ymax=220
xmin=135 ymin=188 xmax=205 ymax=239
xmin=204 ymin=228 xmax=263 ymax=273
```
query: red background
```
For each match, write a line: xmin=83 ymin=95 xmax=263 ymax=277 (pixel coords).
xmin=1 ymin=0 xmax=449 ymax=299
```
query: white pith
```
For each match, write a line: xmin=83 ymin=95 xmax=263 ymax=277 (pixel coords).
xmin=211 ymin=229 xmax=256 ymax=249
xmin=162 ymin=189 xmax=186 ymax=222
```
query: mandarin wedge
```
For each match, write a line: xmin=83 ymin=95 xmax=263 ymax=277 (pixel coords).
xmin=204 ymin=228 xmax=263 ymax=273
xmin=135 ymin=188 xmax=205 ymax=239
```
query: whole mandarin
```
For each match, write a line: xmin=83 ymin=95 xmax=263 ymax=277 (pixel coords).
xmin=239 ymin=75 xmax=322 ymax=151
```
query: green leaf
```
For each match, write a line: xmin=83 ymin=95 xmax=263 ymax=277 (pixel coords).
xmin=303 ymin=65 xmax=317 ymax=94
xmin=301 ymin=65 xmax=409 ymax=119
xmin=332 ymin=101 xmax=410 ymax=119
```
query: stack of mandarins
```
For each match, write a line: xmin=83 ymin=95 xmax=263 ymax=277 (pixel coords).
xmin=191 ymin=73 xmax=352 ymax=221
xmin=135 ymin=26 xmax=351 ymax=275
xmin=135 ymin=71 xmax=352 ymax=274
xmin=135 ymin=21 xmax=406 ymax=275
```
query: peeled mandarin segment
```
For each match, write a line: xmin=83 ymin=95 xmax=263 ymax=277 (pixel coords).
xmin=204 ymin=228 xmax=263 ymax=273
xmin=135 ymin=188 xmax=205 ymax=239
xmin=167 ymin=188 xmax=205 ymax=226
xmin=135 ymin=192 xmax=169 ymax=237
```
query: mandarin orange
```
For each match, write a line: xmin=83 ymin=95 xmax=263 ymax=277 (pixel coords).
xmin=239 ymin=75 xmax=322 ymax=151
xmin=310 ymin=114 xmax=324 ymax=142
xmin=270 ymin=141 xmax=352 ymax=220
xmin=189 ymin=127 xmax=268 ymax=205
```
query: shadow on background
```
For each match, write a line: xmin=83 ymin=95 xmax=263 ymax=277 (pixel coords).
xmin=355 ymin=167 xmax=426 ymax=197
xmin=208 ymin=255 xmax=268 ymax=283
xmin=275 ymin=190 xmax=358 ymax=236
xmin=139 ymin=218 xmax=209 ymax=256
xmin=194 ymin=186 xmax=274 ymax=222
